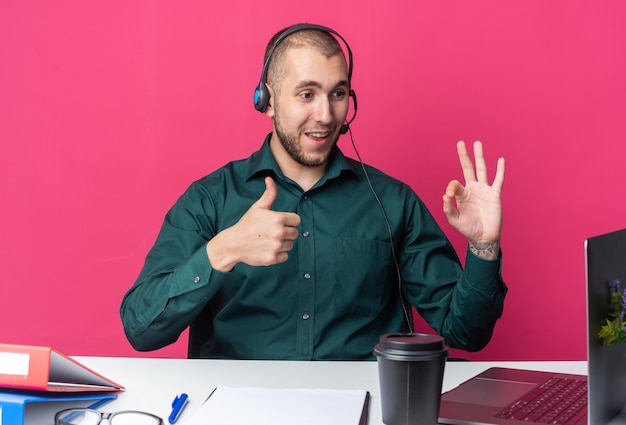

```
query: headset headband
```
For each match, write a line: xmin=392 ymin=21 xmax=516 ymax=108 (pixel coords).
xmin=253 ymin=24 xmax=354 ymax=113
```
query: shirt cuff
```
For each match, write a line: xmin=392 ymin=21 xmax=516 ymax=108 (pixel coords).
xmin=171 ymin=245 xmax=215 ymax=297
xmin=463 ymin=246 xmax=504 ymax=294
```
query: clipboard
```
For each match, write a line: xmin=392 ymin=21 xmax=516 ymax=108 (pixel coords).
xmin=188 ymin=386 xmax=370 ymax=425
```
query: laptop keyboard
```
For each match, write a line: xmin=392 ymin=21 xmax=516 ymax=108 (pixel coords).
xmin=495 ymin=377 xmax=587 ymax=424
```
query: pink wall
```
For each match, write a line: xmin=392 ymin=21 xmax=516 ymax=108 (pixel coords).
xmin=1 ymin=1 xmax=625 ymax=360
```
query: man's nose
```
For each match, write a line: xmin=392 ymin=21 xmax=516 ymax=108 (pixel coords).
xmin=313 ymin=97 xmax=333 ymax=124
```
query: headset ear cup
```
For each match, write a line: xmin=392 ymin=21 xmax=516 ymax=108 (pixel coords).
xmin=340 ymin=89 xmax=358 ymax=134
xmin=254 ymin=83 xmax=269 ymax=112
xmin=349 ymin=90 xmax=357 ymax=112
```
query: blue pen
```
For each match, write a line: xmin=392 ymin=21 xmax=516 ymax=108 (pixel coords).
xmin=168 ymin=393 xmax=189 ymax=424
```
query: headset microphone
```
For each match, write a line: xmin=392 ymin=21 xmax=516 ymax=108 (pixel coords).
xmin=340 ymin=89 xmax=358 ymax=135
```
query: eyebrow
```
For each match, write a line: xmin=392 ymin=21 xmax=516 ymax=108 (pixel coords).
xmin=294 ymin=79 xmax=350 ymax=90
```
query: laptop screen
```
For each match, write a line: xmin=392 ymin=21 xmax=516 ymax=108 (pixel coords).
xmin=585 ymin=227 xmax=626 ymax=425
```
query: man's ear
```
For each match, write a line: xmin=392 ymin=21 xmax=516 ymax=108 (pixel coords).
xmin=265 ymin=85 xmax=275 ymax=118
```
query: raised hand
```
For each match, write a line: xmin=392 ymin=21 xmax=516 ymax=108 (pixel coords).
xmin=206 ymin=176 xmax=301 ymax=271
xmin=442 ymin=141 xmax=505 ymax=259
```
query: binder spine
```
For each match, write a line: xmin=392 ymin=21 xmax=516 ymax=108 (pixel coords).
xmin=0 ymin=400 xmax=26 ymax=425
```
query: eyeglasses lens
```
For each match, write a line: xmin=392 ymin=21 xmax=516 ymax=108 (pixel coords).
xmin=56 ymin=410 xmax=161 ymax=425
xmin=110 ymin=412 xmax=162 ymax=425
xmin=56 ymin=409 xmax=100 ymax=425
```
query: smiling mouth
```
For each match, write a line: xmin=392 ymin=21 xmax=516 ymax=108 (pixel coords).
xmin=305 ymin=130 xmax=332 ymax=141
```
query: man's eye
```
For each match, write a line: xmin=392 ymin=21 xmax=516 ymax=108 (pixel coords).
xmin=332 ymin=90 xmax=347 ymax=99
xmin=300 ymin=92 xmax=313 ymax=100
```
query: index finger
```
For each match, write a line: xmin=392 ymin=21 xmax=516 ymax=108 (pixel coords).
xmin=280 ymin=211 xmax=301 ymax=228
xmin=472 ymin=141 xmax=489 ymax=183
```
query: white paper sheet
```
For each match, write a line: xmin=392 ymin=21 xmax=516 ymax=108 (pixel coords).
xmin=187 ymin=386 xmax=368 ymax=425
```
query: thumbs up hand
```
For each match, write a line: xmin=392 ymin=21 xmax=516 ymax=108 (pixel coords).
xmin=206 ymin=177 xmax=301 ymax=271
xmin=252 ymin=175 xmax=283 ymax=212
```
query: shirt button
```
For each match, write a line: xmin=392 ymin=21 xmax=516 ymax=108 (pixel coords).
xmin=302 ymin=313 xmax=310 ymax=320
xmin=303 ymin=231 xmax=310 ymax=237
xmin=194 ymin=276 xmax=200 ymax=283
xmin=304 ymin=273 xmax=311 ymax=279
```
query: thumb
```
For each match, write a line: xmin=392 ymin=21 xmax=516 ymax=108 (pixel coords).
xmin=254 ymin=176 xmax=278 ymax=210
xmin=442 ymin=180 xmax=461 ymax=220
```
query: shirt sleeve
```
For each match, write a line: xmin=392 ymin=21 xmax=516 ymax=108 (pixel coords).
xmin=399 ymin=191 xmax=507 ymax=352
xmin=439 ymin=248 xmax=507 ymax=351
xmin=119 ymin=182 xmax=230 ymax=351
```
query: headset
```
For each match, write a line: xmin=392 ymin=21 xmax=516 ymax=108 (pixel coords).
xmin=253 ymin=23 xmax=358 ymax=134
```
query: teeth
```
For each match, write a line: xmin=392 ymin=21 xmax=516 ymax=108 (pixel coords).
xmin=309 ymin=132 xmax=329 ymax=138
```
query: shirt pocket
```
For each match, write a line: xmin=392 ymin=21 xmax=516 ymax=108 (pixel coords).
xmin=330 ymin=236 xmax=393 ymax=317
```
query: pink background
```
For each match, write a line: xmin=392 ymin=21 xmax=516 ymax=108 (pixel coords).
xmin=1 ymin=1 xmax=625 ymax=360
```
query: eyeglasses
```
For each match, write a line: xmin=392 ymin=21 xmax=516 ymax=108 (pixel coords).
xmin=55 ymin=408 xmax=163 ymax=425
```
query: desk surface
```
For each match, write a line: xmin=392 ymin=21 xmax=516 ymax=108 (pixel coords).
xmin=75 ymin=357 xmax=586 ymax=425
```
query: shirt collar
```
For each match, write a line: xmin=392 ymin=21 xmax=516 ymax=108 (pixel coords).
xmin=245 ymin=133 xmax=361 ymax=185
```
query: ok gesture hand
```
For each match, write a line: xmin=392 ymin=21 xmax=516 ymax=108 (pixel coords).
xmin=442 ymin=141 xmax=505 ymax=259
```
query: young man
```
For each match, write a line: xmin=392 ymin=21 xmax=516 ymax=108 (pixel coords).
xmin=120 ymin=24 xmax=507 ymax=360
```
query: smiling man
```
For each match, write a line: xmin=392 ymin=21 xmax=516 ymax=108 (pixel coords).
xmin=269 ymin=48 xmax=349 ymax=169
xmin=120 ymin=24 xmax=507 ymax=360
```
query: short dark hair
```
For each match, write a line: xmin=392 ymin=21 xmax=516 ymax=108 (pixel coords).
xmin=263 ymin=26 xmax=346 ymax=96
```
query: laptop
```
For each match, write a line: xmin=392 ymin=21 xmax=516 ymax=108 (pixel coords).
xmin=438 ymin=227 xmax=626 ymax=425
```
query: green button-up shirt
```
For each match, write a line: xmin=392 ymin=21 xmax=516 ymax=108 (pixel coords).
xmin=121 ymin=135 xmax=506 ymax=360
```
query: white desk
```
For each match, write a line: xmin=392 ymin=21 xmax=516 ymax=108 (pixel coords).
xmin=75 ymin=357 xmax=586 ymax=425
